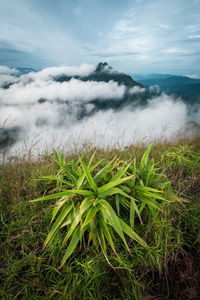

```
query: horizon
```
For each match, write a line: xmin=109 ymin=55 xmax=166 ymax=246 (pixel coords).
xmin=0 ymin=0 xmax=200 ymax=75
xmin=1 ymin=62 xmax=200 ymax=79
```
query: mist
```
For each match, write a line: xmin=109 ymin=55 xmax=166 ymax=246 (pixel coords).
xmin=0 ymin=64 xmax=199 ymax=154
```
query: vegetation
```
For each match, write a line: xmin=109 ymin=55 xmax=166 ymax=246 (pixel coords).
xmin=1 ymin=137 xmax=200 ymax=299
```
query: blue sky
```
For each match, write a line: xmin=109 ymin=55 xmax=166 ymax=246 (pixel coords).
xmin=0 ymin=0 xmax=200 ymax=74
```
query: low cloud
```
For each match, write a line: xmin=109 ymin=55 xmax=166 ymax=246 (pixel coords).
xmin=0 ymin=65 xmax=19 ymax=75
xmin=0 ymin=64 xmax=199 ymax=154
xmin=129 ymin=86 xmax=146 ymax=94
xmin=22 ymin=63 xmax=95 ymax=82
xmin=0 ymin=78 xmax=126 ymax=105
xmin=0 ymin=74 xmax=18 ymax=87
xmin=185 ymin=74 xmax=200 ymax=79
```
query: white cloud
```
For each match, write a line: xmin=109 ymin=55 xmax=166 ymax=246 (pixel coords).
xmin=85 ymin=1 xmax=200 ymax=73
xmin=0 ymin=74 xmax=18 ymax=87
xmin=129 ymin=86 xmax=146 ymax=94
xmin=188 ymin=35 xmax=200 ymax=39
xmin=0 ymin=65 xmax=19 ymax=75
xmin=185 ymin=74 xmax=200 ymax=79
xmin=163 ymin=48 xmax=193 ymax=55
xmin=157 ymin=23 xmax=172 ymax=30
xmin=22 ymin=63 xmax=95 ymax=81
xmin=0 ymin=64 xmax=199 ymax=154
xmin=0 ymin=93 xmax=192 ymax=154
xmin=0 ymin=78 xmax=126 ymax=105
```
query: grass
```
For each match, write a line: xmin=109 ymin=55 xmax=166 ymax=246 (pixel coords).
xmin=0 ymin=137 xmax=200 ymax=299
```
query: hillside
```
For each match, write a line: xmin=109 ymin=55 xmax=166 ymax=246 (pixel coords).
xmin=1 ymin=138 xmax=200 ymax=299
xmin=133 ymin=74 xmax=200 ymax=104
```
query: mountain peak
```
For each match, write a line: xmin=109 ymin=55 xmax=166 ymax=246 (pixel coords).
xmin=95 ymin=62 xmax=112 ymax=73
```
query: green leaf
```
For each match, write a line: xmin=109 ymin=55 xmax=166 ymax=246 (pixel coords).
xmin=76 ymin=172 xmax=86 ymax=190
xmin=98 ymin=176 xmax=133 ymax=196
xmin=136 ymin=195 xmax=163 ymax=211
xmin=139 ymin=202 xmax=146 ymax=214
xmin=53 ymin=148 xmax=62 ymax=165
xmin=100 ymin=220 xmax=118 ymax=257
xmin=99 ymin=187 xmax=129 ymax=198
xmin=97 ymin=225 xmax=107 ymax=255
xmin=81 ymin=206 xmax=99 ymax=229
xmin=37 ymin=175 xmax=68 ymax=184
xmin=79 ymin=196 xmax=93 ymax=215
xmin=80 ymin=158 xmax=97 ymax=192
xmin=44 ymin=203 xmax=73 ymax=248
xmin=130 ymin=197 xmax=142 ymax=224
xmin=90 ymin=159 xmax=104 ymax=172
xmin=135 ymin=188 xmax=166 ymax=201
xmin=30 ymin=192 xmax=71 ymax=203
xmin=30 ymin=189 xmax=94 ymax=203
xmin=112 ymin=162 xmax=132 ymax=182
xmin=140 ymin=144 xmax=152 ymax=170
xmin=60 ymin=225 xmax=86 ymax=267
xmin=119 ymin=218 xmax=147 ymax=247
xmin=62 ymin=165 xmax=79 ymax=182
xmin=120 ymin=196 xmax=130 ymax=209
xmin=99 ymin=200 xmax=130 ymax=252
xmin=93 ymin=157 xmax=116 ymax=182
xmin=130 ymin=198 xmax=135 ymax=228
xmin=115 ymin=194 xmax=120 ymax=216
xmin=63 ymin=197 xmax=93 ymax=245
xmin=135 ymin=186 xmax=162 ymax=193
xmin=62 ymin=213 xmax=81 ymax=245
xmin=88 ymin=220 xmax=99 ymax=250
xmin=51 ymin=196 xmax=70 ymax=223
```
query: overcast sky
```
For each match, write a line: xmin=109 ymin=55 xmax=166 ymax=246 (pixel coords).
xmin=0 ymin=0 xmax=200 ymax=74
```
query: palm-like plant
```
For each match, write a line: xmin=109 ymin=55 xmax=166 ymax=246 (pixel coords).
xmin=31 ymin=146 xmax=168 ymax=267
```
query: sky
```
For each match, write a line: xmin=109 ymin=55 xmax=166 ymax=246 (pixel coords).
xmin=0 ymin=0 xmax=200 ymax=74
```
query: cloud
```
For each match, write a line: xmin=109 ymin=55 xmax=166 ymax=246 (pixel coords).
xmin=0 ymin=77 xmax=126 ymax=106
xmin=129 ymin=86 xmax=146 ymax=94
xmin=188 ymin=35 xmax=200 ymax=39
xmin=0 ymin=74 xmax=18 ymax=87
xmin=0 ymin=93 xmax=193 ymax=154
xmin=162 ymin=48 xmax=194 ymax=55
xmin=85 ymin=0 xmax=200 ymax=73
xmin=21 ymin=64 xmax=95 ymax=81
xmin=185 ymin=74 xmax=200 ymax=79
xmin=0 ymin=64 xmax=199 ymax=154
xmin=0 ymin=65 xmax=19 ymax=75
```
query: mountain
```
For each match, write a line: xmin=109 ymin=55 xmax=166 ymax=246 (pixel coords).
xmin=132 ymin=74 xmax=200 ymax=104
xmin=54 ymin=62 xmax=152 ymax=110
xmin=56 ymin=62 xmax=142 ymax=88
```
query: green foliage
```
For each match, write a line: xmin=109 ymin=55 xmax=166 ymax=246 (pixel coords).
xmin=30 ymin=146 xmax=171 ymax=267
xmin=162 ymin=144 xmax=200 ymax=170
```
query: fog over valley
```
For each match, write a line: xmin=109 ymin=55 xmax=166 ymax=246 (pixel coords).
xmin=0 ymin=63 xmax=199 ymax=154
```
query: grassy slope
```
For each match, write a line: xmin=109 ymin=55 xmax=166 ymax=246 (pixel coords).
xmin=0 ymin=138 xmax=200 ymax=300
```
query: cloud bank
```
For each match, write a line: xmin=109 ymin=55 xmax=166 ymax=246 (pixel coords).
xmin=0 ymin=66 xmax=19 ymax=75
xmin=0 ymin=64 xmax=199 ymax=154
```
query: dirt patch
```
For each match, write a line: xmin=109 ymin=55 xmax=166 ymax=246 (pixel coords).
xmin=145 ymin=252 xmax=200 ymax=300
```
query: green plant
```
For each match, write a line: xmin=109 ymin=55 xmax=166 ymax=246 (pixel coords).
xmin=162 ymin=144 xmax=199 ymax=169
xmin=30 ymin=146 xmax=169 ymax=267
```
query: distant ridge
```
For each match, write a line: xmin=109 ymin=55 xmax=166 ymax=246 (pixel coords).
xmin=133 ymin=73 xmax=200 ymax=104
